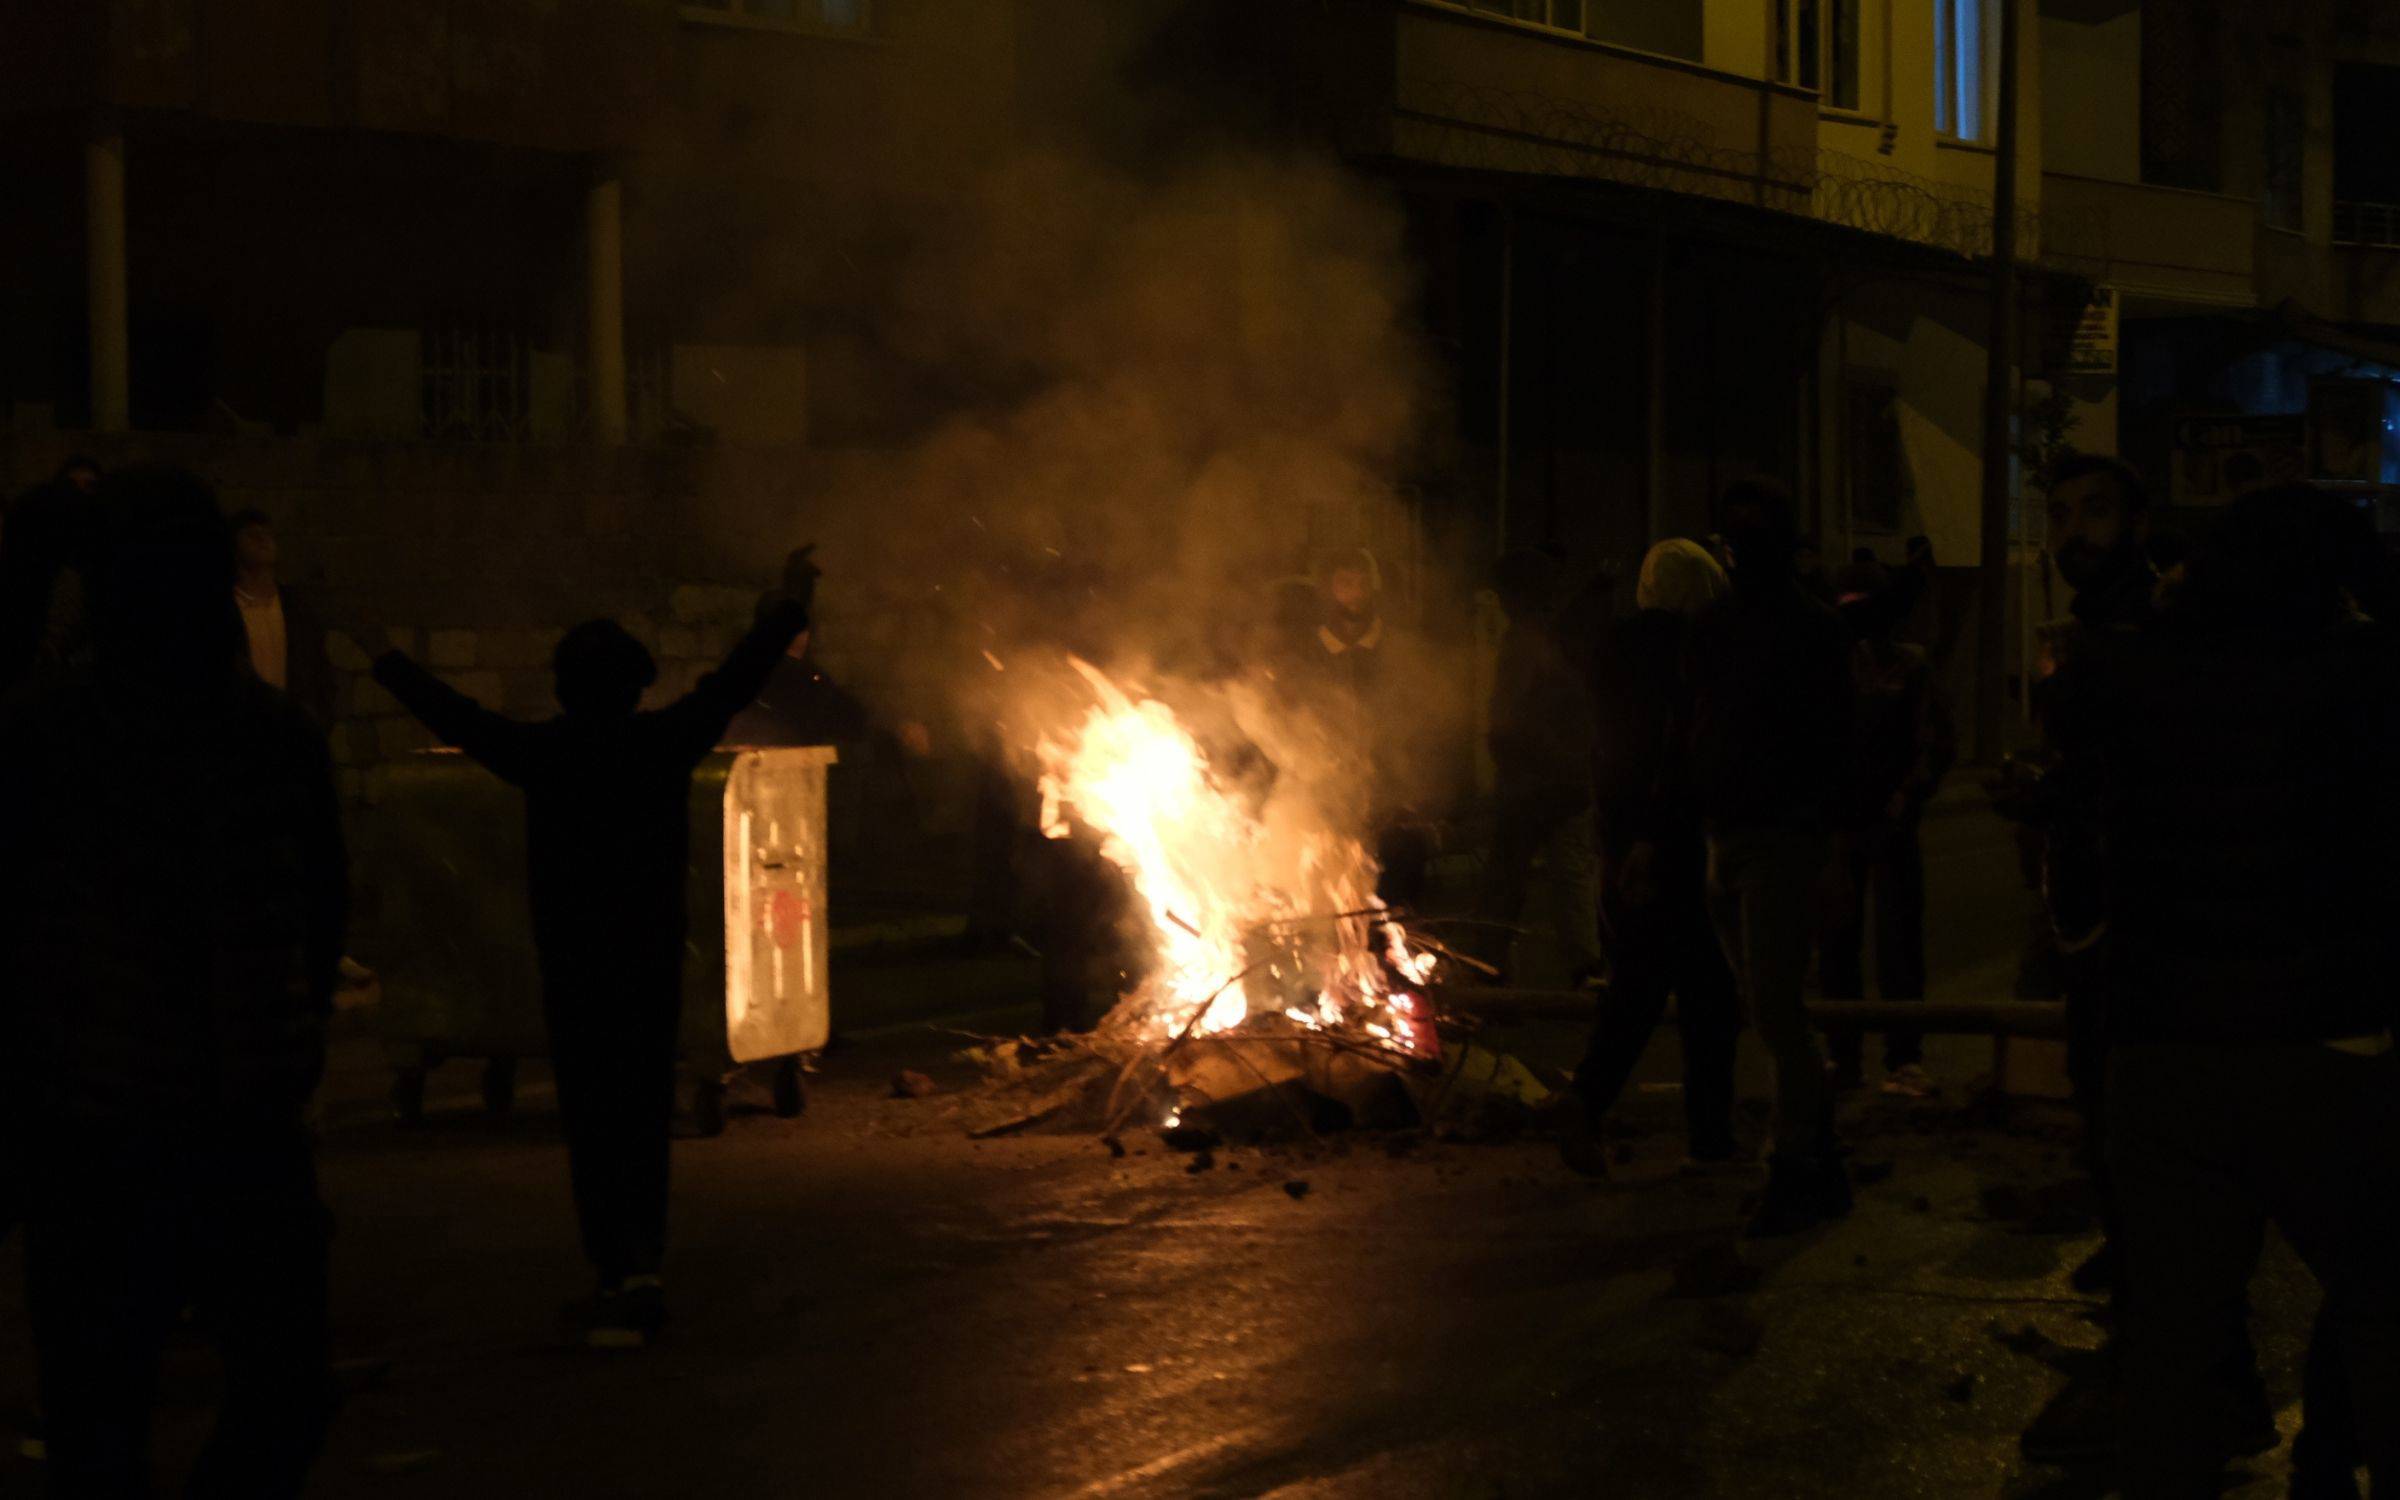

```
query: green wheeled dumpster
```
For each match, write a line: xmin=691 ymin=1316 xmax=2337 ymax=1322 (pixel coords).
xmin=364 ymin=745 xmax=837 ymax=1133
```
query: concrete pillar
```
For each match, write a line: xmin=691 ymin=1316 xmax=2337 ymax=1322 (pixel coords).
xmin=1642 ymin=232 xmax=1667 ymax=546
xmin=86 ymin=119 xmax=128 ymax=434
xmin=585 ymin=170 xmax=629 ymax=446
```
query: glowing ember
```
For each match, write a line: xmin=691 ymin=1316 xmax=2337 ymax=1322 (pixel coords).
xmin=1036 ymin=658 xmax=1435 ymax=1047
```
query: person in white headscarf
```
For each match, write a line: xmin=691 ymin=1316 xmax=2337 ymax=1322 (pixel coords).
xmin=1559 ymin=537 xmax=1741 ymax=1179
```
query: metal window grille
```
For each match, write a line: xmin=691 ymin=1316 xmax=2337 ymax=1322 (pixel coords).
xmin=421 ymin=315 xmax=530 ymax=443
xmin=1464 ymin=0 xmax=1584 ymax=35
xmin=1935 ymin=0 xmax=1985 ymax=141
xmin=2333 ymin=201 xmax=2400 ymax=248
xmin=678 ymin=0 xmax=874 ymax=34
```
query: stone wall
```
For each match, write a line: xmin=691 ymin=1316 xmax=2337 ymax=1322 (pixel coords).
xmin=2 ymin=433 xmax=779 ymax=793
xmin=1 ymin=432 xmax=977 ymax=936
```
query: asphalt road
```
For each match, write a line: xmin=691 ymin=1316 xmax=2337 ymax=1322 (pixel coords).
xmin=0 ymin=791 xmax=2331 ymax=1498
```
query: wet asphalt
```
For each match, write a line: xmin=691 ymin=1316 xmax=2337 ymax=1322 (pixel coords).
xmin=0 ymin=791 xmax=2329 ymax=1498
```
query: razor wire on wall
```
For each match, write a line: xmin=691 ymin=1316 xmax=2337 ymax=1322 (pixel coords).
xmin=1388 ymin=78 xmax=2046 ymax=262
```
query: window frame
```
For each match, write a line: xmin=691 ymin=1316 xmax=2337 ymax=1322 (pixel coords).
xmin=1934 ymin=0 xmax=1990 ymax=144
xmin=1459 ymin=0 xmax=1586 ymax=36
xmin=676 ymin=0 xmax=876 ymax=39
xmin=1776 ymin=0 xmax=1867 ymax=115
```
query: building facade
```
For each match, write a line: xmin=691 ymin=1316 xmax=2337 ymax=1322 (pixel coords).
xmin=2 ymin=0 xmax=2083 ymax=800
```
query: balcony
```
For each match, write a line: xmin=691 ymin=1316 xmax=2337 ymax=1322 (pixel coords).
xmin=0 ymin=0 xmax=672 ymax=151
xmin=2334 ymin=201 xmax=2400 ymax=249
xmin=2039 ymin=171 xmax=2257 ymax=309
xmin=1360 ymin=1 xmax=1818 ymax=218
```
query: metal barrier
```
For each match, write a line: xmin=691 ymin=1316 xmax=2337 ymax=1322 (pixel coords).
xmin=1432 ymin=986 xmax=2068 ymax=1040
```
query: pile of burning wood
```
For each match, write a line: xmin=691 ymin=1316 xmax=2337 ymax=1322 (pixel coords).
xmin=947 ymin=659 xmax=1550 ymax=1144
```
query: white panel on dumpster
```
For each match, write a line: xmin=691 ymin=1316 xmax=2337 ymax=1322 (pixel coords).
xmin=721 ymin=746 xmax=836 ymax=1063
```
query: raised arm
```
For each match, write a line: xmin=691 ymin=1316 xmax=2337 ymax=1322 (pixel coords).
xmin=658 ymin=599 xmax=813 ymax=763
xmin=372 ymin=651 xmax=540 ymax=785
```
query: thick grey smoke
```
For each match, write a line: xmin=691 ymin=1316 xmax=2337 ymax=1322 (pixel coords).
xmin=764 ymin=143 xmax=1470 ymax=813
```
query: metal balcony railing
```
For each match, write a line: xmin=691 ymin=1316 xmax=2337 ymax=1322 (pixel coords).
xmin=2333 ymin=200 xmax=2400 ymax=248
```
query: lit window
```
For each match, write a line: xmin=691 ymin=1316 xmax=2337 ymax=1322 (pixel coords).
xmin=1775 ymin=1 xmax=1861 ymax=111
xmin=1827 ymin=0 xmax=1861 ymax=110
xmin=679 ymin=0 xmax=872 ymax=34
xmin=1936 ymin=0 xmax=1986 ymax=140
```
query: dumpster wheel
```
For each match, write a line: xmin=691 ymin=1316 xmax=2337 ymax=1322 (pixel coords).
xmin=772 ymin=1055 xmax=809 ymax=1118
xmin=391 ymin=1064 xmax=428 ymax=1128
xmin=688 ymin=1075 xmax=728 ymax=1138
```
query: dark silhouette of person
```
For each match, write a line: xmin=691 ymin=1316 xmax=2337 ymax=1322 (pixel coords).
xmin=1686 ymin=479 xmax=1855 ymax=1237
xmin=0 ymin=454 xmax=104 ymax=694
xmin=1476 ymin=550 xmax=1601 ymax=983
xmin=227 ymin=509 xmax=334 ymax=730
xmin=2049 ymin=485 xmax=2400 ymax=1495
xmin=1562 ymin=539 xmax=1741 ymax=1177
xmin=0 ymin=466 xmax=347 ymax=1497
xmin=1819 ymin=560 xmax=1955 ymax=1097
xmin=373 ymin=572 xmax=813 ymax=1348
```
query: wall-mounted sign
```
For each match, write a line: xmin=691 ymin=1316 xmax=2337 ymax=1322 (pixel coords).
xmin=2309 ymin=377 xmax=2398 ymax=485
xmin=2170 ymin=413 xmax=2304 ymax=506
xmin=2063 ymin=286 xmax=2118 ymax=375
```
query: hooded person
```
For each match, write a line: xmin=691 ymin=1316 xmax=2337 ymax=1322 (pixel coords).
xmin=2047 ymin=485 xmax=2400 ymax=1496
xmin=1560 ymin=538 xmax=1744 ymax=1177
xmin=1296 ymin=547 xmax=1432 ymax=907
xmin=373 ymin=568 xmax=814 ymax=1349
xmin=1475 ymin=550 xmax=1602 ymax=984
xmin=0 ymin=455 xmax=104 ymax=694
xmin=0 ymin=466 xmax=347 ymax=1497
xmin=1685 ymin=480 xmax=1857 ymax=1236
xmin=1818 ymin=560 xmax=1954 ymax=1098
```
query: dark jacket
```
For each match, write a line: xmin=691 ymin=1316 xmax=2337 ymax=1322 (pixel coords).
xmin=374 ymin=604 xmax=807 ymax=982
xmin=2051 ymin=603 xmax=2400 ymax=1044
xmin=1590 ymin=608 xmax=1698 ymax=854
xmin=0 ymin=479 xmax=99 ymax=694
xmin=2034 ymin=552 xmax=2158 ymax=945
xmin=722 ymin=654 xmax=872 ymax=748
xmin=1686 ymin=582 xmax=1855 ymax=833
xmin=1837 ymin=639 xmax=1953 ymax=828
xmin=0 ymin=669 xmax=347 ymax=1134
xmin=1489 ymin=615 xmax=1596 ymax=812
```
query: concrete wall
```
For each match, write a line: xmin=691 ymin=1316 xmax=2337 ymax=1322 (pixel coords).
xmin=2041 ymin=0 xmax=2140 ymax=183
xmin=1584 ymin=0 xmax=1702 ymax=62
xmin=0 ymin=432 xmax=787 ymax=791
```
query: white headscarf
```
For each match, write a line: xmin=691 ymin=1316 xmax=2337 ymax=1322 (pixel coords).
xmin=1635 ymin=538 xmax=1730 ymax=617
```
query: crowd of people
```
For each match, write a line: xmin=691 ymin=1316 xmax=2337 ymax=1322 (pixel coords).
xmin=0 ymin=460 xmax=824 ymax=1492
xmin=1 ymin=452 xmax=2393 ymax=1496
xmin=1478 ymin=461 xmax=2394 ymax=1496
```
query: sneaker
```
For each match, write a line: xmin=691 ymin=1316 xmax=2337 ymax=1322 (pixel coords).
xmin=574 ymin=1277 xmax=667 ymax=1351
xmin=1743 ymin=1157 xmax=1827 ymax=1238
xmin=2069 ymin=1241 xmax=2119 ymax=1296
xmin=2020 ymin=1375 xmax=2115 ymax=1464
xmin=1678 ymin=1142 xmax=1755 ymax=1177
xmin=2291 ymin=1426 xmax=2364 ymax=1500
xmin=1554 ymin=1094 xmax=1610 ymax=1180
xmin=1814 ymin=1153 xmax=1855 ymax=1221
xmin=1880 ymin=1063 xmax=1940 ymax=1099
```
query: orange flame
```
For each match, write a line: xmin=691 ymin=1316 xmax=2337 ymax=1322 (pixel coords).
xmin=1036 ymin=658 xmax=1434 ymax=1047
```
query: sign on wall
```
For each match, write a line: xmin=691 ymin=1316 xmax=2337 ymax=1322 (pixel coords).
xmin=2170 ymin=413 xmax=2305 ymax=506
xmin=2063 ymin=286 xmax=2119 ymax=375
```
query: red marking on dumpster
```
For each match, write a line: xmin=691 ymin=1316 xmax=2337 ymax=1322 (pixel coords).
xmin=764 ymin=890 xmax=811 ymax=948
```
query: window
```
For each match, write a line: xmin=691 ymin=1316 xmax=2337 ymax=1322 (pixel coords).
xmin=679 ymin=0 xmax=872 ymax=34
xmin=2263 ymin=88 xmax=2303 ymax=232
xmin=1464 ymin=0 xmax=1584 ymax=33
xmin=1935 ymin=0 xmax=1985 ymax=141
xmin=1826 ymin=0 xmax=1861 ymax=111
xmin=1775 ymin=1 xmax=1862 ymax=112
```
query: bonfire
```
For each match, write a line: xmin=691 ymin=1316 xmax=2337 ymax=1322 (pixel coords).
xmin=954 ymin=657 xmax=1473 ymax=1141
